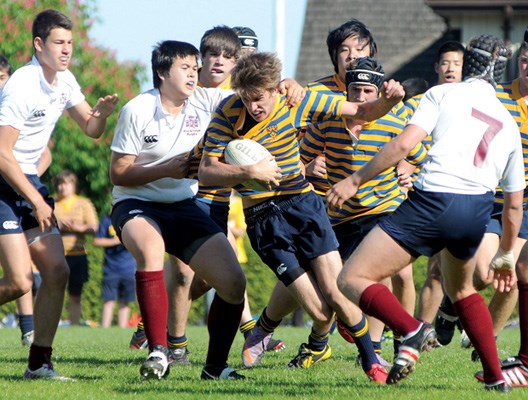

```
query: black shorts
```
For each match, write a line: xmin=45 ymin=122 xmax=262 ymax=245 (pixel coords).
xmin=379 ymin=188 xmax=494 ymax=260
xmin=333 ymin=213 xmax=388 ymax=261
xmin=244 ymin=191 xmax=339 ymax=286
xmin=0 ymin=175 xmax=54 ymax=234
xmin=111 ymin=198 xmax=223 ymax=264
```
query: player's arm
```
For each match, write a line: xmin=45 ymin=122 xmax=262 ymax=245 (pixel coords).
xmin=37 ymin=145 xmax=52 ymax=177
xmin=93 ymin=236 xmax=121 ymax=248
xmin=341 ymin=79 xmax=405 ymax=122
xmin=488 ymin=189 xmax=524 ymax=292
xmin=110 ymin=151 xmax=189 ymax=187
xmin=278 ymin=78 xmax=306 ymax=108
xmin=0 ymin=125 xmax=55 ymax=231
xmin=199 ymin=154 xmax=281 ymax=190
xmin=67 ymin=94 xmax=119 ymax=139
xmin=327 ymin=123 xmax=427 ymax=208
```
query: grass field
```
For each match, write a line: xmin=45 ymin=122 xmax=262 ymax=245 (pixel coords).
xmin=0 ymin=325 xmax=525 ymax=399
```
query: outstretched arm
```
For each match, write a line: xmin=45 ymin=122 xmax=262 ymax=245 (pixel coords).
xmin=67 ymin=94 xmax=119 ymax=139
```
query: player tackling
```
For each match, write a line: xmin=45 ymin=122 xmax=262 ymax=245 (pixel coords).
xmin=328 ymin=34 xmax=524 ymax=392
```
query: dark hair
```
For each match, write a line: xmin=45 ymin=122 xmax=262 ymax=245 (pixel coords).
xmin=151 ymin=41 xmax=199 ymax=89
xmin=200 ymin=25 xmax=241 ymax=59
xmin=326 ymin=18 xmax=377 ymax=74
xmin=32 ymin=9 xmax=73 ymax=44
xmin=463 ymin=34 xmax=511 ymax=86
xmin=437 ymin=41 xmax=465 ymax=62
xmin=0 ymin=54 xmax=12 ymax=75
xmin=402 ymin=78 xmax=429 ymax=102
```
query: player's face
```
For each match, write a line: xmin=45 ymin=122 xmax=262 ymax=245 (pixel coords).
xmin=518 ymin=48 xmax=528 ymax=92
xmin=435 ymin=50 xmax=463 ymax=84
xmin=347 ymin=84 xmax=378 ymax=103
xmin=0 ymin=68 xmax=10 ymax=89
xmin=200 ymin=50 xmax=237 ymax=87
xmin=162 ymin=55 xmax=198 ymax=100
xmin=241 ymin=88 xmax=278 ymax=123
xmin=336 ymin=35 xmax=371 ymax=83
xmin=34 ymin=28 xmax=73 ymax=76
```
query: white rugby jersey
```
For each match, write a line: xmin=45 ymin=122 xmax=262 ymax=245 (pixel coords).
xmin=0 ymin=56 xmax=85 ymax=175
xmin=411 ymin=79 xmax=525 ymax=195
xmin=111 ymin=86 xmax=231 ymax=204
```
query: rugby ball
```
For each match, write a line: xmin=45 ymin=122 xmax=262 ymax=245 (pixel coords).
xmin=224 ymin=138 xmax=273 ymax=191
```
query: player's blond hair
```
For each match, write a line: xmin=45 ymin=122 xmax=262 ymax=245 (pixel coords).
xmin=231 ymin=52 xmax=281 ymax=99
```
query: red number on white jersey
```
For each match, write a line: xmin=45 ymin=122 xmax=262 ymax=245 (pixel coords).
xmin=472 ymin=108 xmax=503 ymax=167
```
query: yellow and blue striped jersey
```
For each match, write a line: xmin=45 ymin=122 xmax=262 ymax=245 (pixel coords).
xmin=203 ymin=90 xmax=345 ymax=200
xmin=182 ymin=71 xmax=234 ymax=206
xmin=307 ymin=74 xmax=409 ymax=120
xmin=300 ymin=111 xmax=427 ymax=225
xmin=404 ymin=93 xmax=432 ymax=150
xmin=495 ymin=78 xmax=528 ymax=204
xmin=186 ymin=135 xmax=232 ymax=205
xmin=304 ymin=74 xmax=409 ymax=195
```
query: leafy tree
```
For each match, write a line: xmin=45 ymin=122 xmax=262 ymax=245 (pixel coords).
xmin=0 ymin=0 xmax=146 ymax=215
xmin=0 ymin=0 xmax=146 ymax=323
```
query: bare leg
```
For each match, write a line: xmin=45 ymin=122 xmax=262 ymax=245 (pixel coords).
xmin=417 ymin=253 xmax=443 ymax=323
xmin=117 ymin=301 xmax=131 ymax=328
xmin=67 ymin=294 xmax=82 ymax=325
xmin=0 ymin=233 xmax=33 ymax=304
xmin=101 ymin=300 xmax=115 ymax=328
xmin=30 ymin=234 xmax=69 ymax=347
xmin=165 ymin=256 xmax=195 ymax=337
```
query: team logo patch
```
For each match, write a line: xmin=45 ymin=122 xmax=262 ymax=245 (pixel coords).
xmin=33 ymin=109 xmax=46 ymax=118
xmin=3 ymin=220 xmax=19 ymax=230
xmin=144 ymin=135 xmax=159 ymax=143
xmin=266 ymin=125 xmax=278 ymax=139
xmin=276 ymin=263 xmax=287 ymax=275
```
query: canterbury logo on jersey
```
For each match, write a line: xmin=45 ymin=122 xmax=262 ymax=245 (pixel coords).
xmin=2 ymin=220 xmax=19 ymax=230
xmin=276 ymin=263 xmax=287 ymax=275
xmin=33 ymin=109 xmax=46 ymax=118
xmin=144 ymin=135 xmax=159 ymax=143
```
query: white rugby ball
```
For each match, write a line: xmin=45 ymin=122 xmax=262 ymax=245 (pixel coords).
xmin=224 ymin=138 xmax=273 ymax=191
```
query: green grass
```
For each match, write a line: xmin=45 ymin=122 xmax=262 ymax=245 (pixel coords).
xmin=0 ymin=325 xmax=525 ymax=399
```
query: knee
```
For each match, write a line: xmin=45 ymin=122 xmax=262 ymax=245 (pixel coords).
xmin=11 ymin=279 xmax=32 ymax=299
xmin=473 ymin=269 xmax=491 ymax=291
xmin=175 ymin=271 xmax=193 ymax=287
xmin=219 ymin=273 xmax=246 ymax=304
xmin=41 ymin=261 xmax=70 ymax=289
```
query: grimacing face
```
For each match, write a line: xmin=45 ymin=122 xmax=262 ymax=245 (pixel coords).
xmin=240 ymin=88 xmax=278 ymax=123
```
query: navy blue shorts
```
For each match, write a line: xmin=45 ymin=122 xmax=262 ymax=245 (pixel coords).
xmin=66 ymin=255 xmax=89 ymax=296
xmin=244 ymin=191 xmax=339 ymax=286
xmin=111 ymin=198 xmax=222 ymax=265
xmin=379 ymin=188 xmax=494 ymax=260
xmin=102 ymin=269 xmax=136 ymax=303
xmin=0 ymin=175 xmax=54 ymax=234
xmin=333 ymin=213 xmax=388 ymax=261
xmin=486 ymin=203 xmax=528 ymax=239
xmin=194 ymin=199 xmax=229 ymax=235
